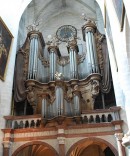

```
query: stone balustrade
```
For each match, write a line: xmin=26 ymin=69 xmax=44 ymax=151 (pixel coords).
xmin=3 ymin=106 xmax=121 ymax=129
xmin=81 ymin=106 xmax=121 ymax=124
xmin=4 ymin=114 xmax=42 ymax=129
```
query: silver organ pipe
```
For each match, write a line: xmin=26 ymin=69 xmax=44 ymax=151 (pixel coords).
xmin=83 ymin=19 xmax=99 ymax=74
xmin=74 ymin=95 xmax=80 ymax=115
xmin=28 ymin=38 xmax=34 ymax=79
xmin=55 ymin=85 xmax=64 ymax=116
xmin=74 ymin=50 xmax=78 ymax=78
xmin=88 ymin=32 xmax=95 ymax=72
xmin=69 ymin=50 xmax=72 ymax=78
xmin=33 ymin=37 xmax=38 ymax=79
xmin=50 ymin=53 xmax=52 ymax=80
xmin=73 ymin=88 xmax=80 ymax=116
xmin=53 ymin=53 xmax=56 ymax=80
xmin=68 ymin=39 xmax=78 ymax=79
xmin=28 ymin=33 xmax=39 ymax=79
xmin=91 ymin=33 xmax=99 ymax=73
xmin=49 ymin=48 xmax=57 ymax=81
xmin=86 ymin=32 xmax=91 ymax=73
xmin=42 ymin=98 xmax=47 ymax=118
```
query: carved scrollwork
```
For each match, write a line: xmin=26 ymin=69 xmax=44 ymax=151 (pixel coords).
xmin=91 ymin=80 xmax=99 ymax=98
xmin=57 ymin=56 xmax=70 ymax=66
xmin=77 ymin=53 xmax=86 ymax=64
xmin=26 ymin=86 xmax=37 ymax=106
xmin=26 ymin=21 xmax=39 ymax=32
xmin=55 ymin=71 xmax=64 ymax=80
xmin=17 ymin=48 xmax=28 ymax=78
xmin=57 ymin=53 xmax=86 ymax=66
xmin=95 ymin=32 xmax=105 ymax=71
xmin=40 ymin=56 xmax=49 ymax=67
xmin=46 ymin=35 xmax=60 ymax=47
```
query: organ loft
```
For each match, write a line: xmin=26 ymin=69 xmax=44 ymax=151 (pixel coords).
xmin=14 ymin=18 xmax=114 ymax=126
xmin=2 ymin=17 xmax=123 ymax=156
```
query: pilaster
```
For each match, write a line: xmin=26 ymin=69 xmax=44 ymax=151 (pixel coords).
xmin=115 ymin=133 xmax=126 ymax=156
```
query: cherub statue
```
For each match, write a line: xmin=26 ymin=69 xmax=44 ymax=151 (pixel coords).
xmin=46 ymin=35 xmax=60 ymax=46
xmin=26 ymin=21 xmax=40 ymax=32
xmin=55 ymin=71 xmax=64 ymax=80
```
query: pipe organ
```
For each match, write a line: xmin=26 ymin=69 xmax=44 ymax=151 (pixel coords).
xmin=14 ymin=19 xmax=111 ymax=126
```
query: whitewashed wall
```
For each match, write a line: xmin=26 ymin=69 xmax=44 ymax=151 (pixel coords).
xmin=0 ymin=1 xmax=31 ymax=155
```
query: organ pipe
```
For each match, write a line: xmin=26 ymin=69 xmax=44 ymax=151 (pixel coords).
xmin=28 ymin=33 xmax=39 ymax=79
xmin=48 ymin=46 xmax=59 ymax=81
xmin=55 ymin=86 xmax=64 ymax=116
xmin=73 ymin=87 xmax=81 ymax=116
xmin=82 ymin=19 xmax=99 ymax=74
xmin=42 ymin=97 xmax=47 ymax=118
xmin=67 ymin=39 xmax=78 ymax=79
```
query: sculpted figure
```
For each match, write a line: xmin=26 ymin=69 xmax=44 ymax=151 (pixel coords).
xmin=91 ymin=80 xmax=99 ymax=97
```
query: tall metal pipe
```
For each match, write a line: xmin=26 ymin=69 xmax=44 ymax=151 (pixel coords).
xmin=82 ymin=19 xmax=98 ymax=74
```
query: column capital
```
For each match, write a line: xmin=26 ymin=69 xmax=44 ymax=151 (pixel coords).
xmin=122 ymin=131 xmax=130 ymax=148
xmin=57 ymin=137 xmax=65 ymax=144
xmin=3 ymin=141 xmax=11 ymax=148
xmin=115 ymin=133 xmax=124 ymax=141
xmin=58 ymin=128 xmax=65 ymax=134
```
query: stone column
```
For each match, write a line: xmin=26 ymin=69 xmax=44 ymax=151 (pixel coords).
xmin=3 ymin=141 xmax=11 ymax=156
xmin=82 ymin=19 xmax=99 ymax=74
xmin=115 ymin=133 xmax=126 ymax=156
xmin=57 ymin=128 xmax=65 ymax=156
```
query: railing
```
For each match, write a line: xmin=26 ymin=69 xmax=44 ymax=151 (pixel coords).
xmin=4 ymin=106 xmax=121 ymax=129
xmin=81 ymin=106 xmax=121 ymax=124
xmin=4 ymin=114 xmax=41 ymax=129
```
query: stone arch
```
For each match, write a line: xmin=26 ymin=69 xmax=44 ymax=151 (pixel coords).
xmin=12 ymin=141 xmax=59 ymax=156
xmin=66 ymin=137 xmax=118 ymax=156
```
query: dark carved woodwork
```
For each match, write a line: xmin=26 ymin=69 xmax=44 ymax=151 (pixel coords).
xmin=13 ymin=21 xmax=114 ymax=121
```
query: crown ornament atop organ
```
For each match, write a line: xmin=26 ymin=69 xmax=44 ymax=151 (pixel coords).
xmin=14 ymin=19 xmax=111 ymax=127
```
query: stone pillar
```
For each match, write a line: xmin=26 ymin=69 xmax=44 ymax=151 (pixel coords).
xmin=3 ymin=141 xmax=11 ymax=156
xmin=67 ymin=38 xmax=79 ymax=79
xmin=82 ymin=19 xmax=99 ymax=74
xmin=57 ymin=128 xmax=65 ymax=156
xmin=115 ymin=133 xmax=126 ymax=156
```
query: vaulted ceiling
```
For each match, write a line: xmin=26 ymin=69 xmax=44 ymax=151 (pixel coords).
xmin=18 ymin=0 xmax=104 ymax=53
xmin=27 ymin=0 xmax=97 ymax=24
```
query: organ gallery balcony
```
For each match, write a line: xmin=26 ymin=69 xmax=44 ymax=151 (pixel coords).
xmin=2 ymin=106 xmax=123 ymax=156
xmin=3 ymin=107 xmax=122 ymax=132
